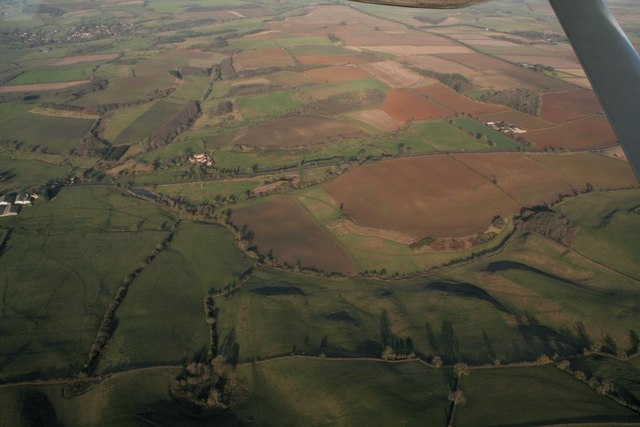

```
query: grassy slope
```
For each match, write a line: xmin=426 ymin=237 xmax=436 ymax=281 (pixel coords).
xmin=558 ymin=189 xmax=640 ymax=279
xmin=456 ymin=366 xmax=639 ymax=426
xmin=215 ymin=267 xmax=523 ymax=364
xmin=234 ymin=358 xmax=450 ymax=426
xmin=0 ymin=187 xmax=173 ymax=381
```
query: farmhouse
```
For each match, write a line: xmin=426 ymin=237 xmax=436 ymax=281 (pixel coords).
xmin=189 ymin=153 xmax=215 ymax=167
xmin=0 ymin=193 xmax=16 ymax=205
xmin=15 ymin=192 xmax=32 ymax=205
xmin=0 ymin=204 xmax=20 ymax=217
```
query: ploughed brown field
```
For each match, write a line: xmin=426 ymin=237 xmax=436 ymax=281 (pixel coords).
xmin=525 ymin=115 xmax=617 ymax=149
xmin=232 ymin=116 xmax=367 ymax=147
xmin=232 ymin=47 xmax=294 ymax=72
xmin=321 ymin=153 xmax=636 ymax=238
xmin=416 ymin=83 xmax=507 ymax=116
xmin=0 ymin=81 xmax=90 ymax=92
xmin=359 ymin=61 xmax=425 ymax=88
xmin=382 ymin=89 xmax=454 ymax=123
xmin=349 ymin=109 xmax=400 ymax=131
xmin=231 ymin=196 xmax=358 ymax=274
xmin=303 ymin=65 xmax=372 ymax=83
xmin=540 ymin=89 xmax=604 ymax=123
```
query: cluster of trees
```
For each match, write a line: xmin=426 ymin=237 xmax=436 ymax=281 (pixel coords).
xmin=479 ymin=88 xmax=541 ymax=115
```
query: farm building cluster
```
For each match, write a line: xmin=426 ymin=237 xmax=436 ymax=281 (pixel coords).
xmin=0 ymin=192 xmax=34 ymax=217
xmin=188 ymin=153 xmax=215 ymax=167
xmin=484 ymin=121 xmax=527 ymax=135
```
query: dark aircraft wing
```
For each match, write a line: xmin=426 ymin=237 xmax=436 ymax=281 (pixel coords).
xmin=549 ymin=0 xmax=640 ymax=180
xmin=348 ymin=0 xmax=640 ymax=181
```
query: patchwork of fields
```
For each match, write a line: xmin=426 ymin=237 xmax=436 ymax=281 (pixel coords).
xmin=1 ymin=0 xmax=639 ymax=425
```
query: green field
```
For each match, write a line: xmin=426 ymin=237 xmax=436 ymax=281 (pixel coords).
xmin=98 ymin=221 xmax=254 ymax=371
xmin=155 ymin=179 xmax=261 ymax=204
xmin=0 ymin=186 xmax=174 ymax=381
xmin=6 ymin=64 xmax=96 ymax=85
xmin=452 ymin=117 xmax=525 ymax=150
xmin=378 ymin=120 xmax=494 ymax=154
xmin=299 ymin=80 xmax=389 ymax=101
xmin=236 ymin=89 xmax=302 ymax=122
xmin=456 ymin=366 xmax=639 ymax=425
xmin=230 ymin=36 xmax=332 ymax=50
xmin=215 ymin=267 xmax=525 ymax=364
xmin=113 ymin=99 xmax=186 ymax=146
xmin=101 ymin=101 xmax=157 ymax=143
xmin=234 ymin=358 xmax=450 ymax=426
xmin=0 ymin=112 xmax=95 ymax=153
xmin=570 ymin=356 xmax=640 ymax=406
xmin=558 ymin=189 xmax=640 ymax=279
xmin=0 ymin=153 xmax=83 ymax=193
xmin=0 ymin=367 xmax=183 ymax=427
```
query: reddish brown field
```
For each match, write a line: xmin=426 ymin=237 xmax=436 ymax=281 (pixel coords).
xmin=434 ymin=53 xmax=570 ymax=91
xmin=359 ymin=61 xmax=425 ymax=88
xmin=233 ymin=48 xmax=294 ymax=72
xmin=435 ymin=52 xmax=515 ymax=71
xmin=296 ymin=54 xmax=378 ymax=66
xmin=0 ymin=81 xmax=90 ymax=92
xmin=399 ymin=55 xmax=476 ymax=75
xmin=540 ymin=89 xmax=604 ymax=123
xmin=231 ymin=196 xmax=358 ymax=274
xmin=529 ymin=152 xmax=636 ymax=190
xmin=303 ymin=65 xmax=372 ymax=83
xmin=416 ymin=83 xmax=508 ymax=116
xmin=451 ymin=153 xmax=577 ymax=207
xmin=382 ymin=89 xmax=454 ymax=123
xmin=321 ymin=152 xmax=634 ymax=238
xmin=525 ymin=116 xmax=616 ymax=149
xmin=479 ymin=110 xmax=553 ymax=131
xmin=232 ymin=116 xmax=366 ymax=147
xmin=322 ymin=155 xmax=520 ymax=238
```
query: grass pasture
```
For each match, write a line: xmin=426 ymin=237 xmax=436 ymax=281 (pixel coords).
xmin=98 ymin=221 xmax=253 ymax=371
xmin=232 ymin=115 xmax=367 ymax=148
xmin=234 ymin=358 xmax=450 ymax=426
xmin=236 ymin=89 xmax=302 ymax=122
xmin=0 ymin=154 xmax=79 ymax=193
xmin=0 ymin=367 xmax=183 ymax=427
xmin=381 ymin=120 xmax=491 ymax=153
xmin=455 ymin=366 xmax=639 ymax=426
xmin=6 ymin=64 xmax=97 ymax=85
xmin=558 ymin=189 xmax=640 ymax=279
xmin=100 ymin=101 xmax=157 ymax=143
xmin=0 ymin=112 xmax=95 ymax=154
xmin=155 ymin=179 xmax=260 ymax=204
xmin=112 ymin=99 xmax=186 ymax=146
xmin=452 ymin=116 xmax=523 ymax=150
xmin=298 ymin=80 xmax=388 ymax=102
xmin=0 ymin=187 xmax=174 ymax=381
xmin=215 ymin=267 xmax=526 ymax=364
